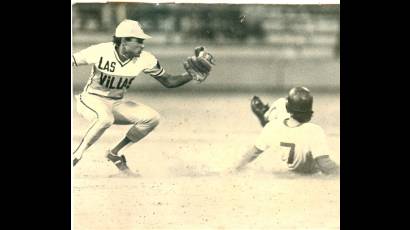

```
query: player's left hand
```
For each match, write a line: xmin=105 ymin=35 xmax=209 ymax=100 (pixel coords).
xmin=183 ymin=46 xmax=215 ymax=82
xmin=251 ymin=96 xmax=269 ymax=117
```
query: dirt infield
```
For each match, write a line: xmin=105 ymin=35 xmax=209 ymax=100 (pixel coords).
xmin=72 ymin=92 xmax=340 ymax=230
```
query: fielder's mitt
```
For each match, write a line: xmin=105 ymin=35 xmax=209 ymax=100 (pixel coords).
xmin=251 ymin=96 xmax=270 ymax=127
xmin=251 ymin=96 xmax=269 ymax=117
xmin=183 ymin=46 xmax=215 ymax=82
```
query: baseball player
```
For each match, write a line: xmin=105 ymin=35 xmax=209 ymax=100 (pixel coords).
xmin=235 ymin=87 xmax=339 ymax=174
xmin=72 ymin=19 xmax=215 ymax=176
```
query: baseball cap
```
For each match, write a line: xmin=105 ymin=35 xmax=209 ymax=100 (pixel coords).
xmin=115 ymin=19 xmax=152 ymax=39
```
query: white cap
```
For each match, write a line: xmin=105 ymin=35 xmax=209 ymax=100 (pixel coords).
xmin=115 ymin=19 xmax=152 ymax=39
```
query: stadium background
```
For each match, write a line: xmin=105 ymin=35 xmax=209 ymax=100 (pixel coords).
xmin=72 ymin=3 xmax=339 ymax=93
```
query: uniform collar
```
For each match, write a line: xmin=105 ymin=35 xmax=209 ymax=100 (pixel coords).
xmin=113 ymin=44 xmax=132 ymax=67
xmin=284 ymin=118 xmax=304 ymax=128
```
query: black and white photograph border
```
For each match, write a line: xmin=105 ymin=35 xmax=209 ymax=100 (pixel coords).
xmin=72 ymin=0 xmax=340 ymax=229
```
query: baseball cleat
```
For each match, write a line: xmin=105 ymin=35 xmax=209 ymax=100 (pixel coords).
xmin=73 ymin=158 xmax=80 ymax=167
xmin=105 ymin=150 xmax=140 ymax=177
xmin=106 ymin=150 xmax=129 ymax=170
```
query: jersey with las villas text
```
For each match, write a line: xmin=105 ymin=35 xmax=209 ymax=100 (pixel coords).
xmin=72 ymin=42 xmax=165 ymax=99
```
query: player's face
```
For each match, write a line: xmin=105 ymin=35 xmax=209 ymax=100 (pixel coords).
xmin=120 ymin=37 xmax=144 ymax=59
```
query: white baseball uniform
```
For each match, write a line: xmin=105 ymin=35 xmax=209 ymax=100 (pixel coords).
xmin=254 ymin=118 xmax=330 ymax=173
xmin=73 ymin=42 xmax=165 ymax=99
xmin=263 ymin=97 xmax=290 ymax=123
xmin=72 ymin=42 xmax=164 ymax=156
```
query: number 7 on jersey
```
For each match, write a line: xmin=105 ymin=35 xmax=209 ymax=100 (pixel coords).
xmin=280 ymin=142 xmax=296 ymax=164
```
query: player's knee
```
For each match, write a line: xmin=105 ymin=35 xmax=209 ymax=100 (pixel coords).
xmin=147 ymin=111 xmax=160 ymax=128
xmin=97 ymin=117 xmax=115 ymax=129
xmin=131 ymin=109 xmax=160 ymax=130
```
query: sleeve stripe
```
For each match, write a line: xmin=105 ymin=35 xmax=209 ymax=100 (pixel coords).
xmin=72 ymin=55 xmax=78 ymax=66
xmin=144 ymin=66 xmax=164 ymax=74
xmin=151 ymin=68 xmax=165 ymax=77
xmin=144 ymin=67 xmax=164 ymax=75
xmin=143 ymin=69 xmax=158 ymax=74
xmin=152 ymin=68 xmax=164 ymax=75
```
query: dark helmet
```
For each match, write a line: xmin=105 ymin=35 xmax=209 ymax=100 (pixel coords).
xmin=286 ymin=86 xmax=314 ymax=122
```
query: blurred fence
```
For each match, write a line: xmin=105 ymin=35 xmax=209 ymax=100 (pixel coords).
xmin=73 ymin=3 xmax=339 ymax=59
xmin=72 ymin=3 xmax=339 ymax=92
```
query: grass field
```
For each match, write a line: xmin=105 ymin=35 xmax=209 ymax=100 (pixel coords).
xmin=72 ymin=91 xmax=340 ymax=230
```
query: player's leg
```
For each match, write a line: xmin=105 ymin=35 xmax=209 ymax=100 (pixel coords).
xmin=291 ymin=151 xmax=321 ymax=174
xmin=73 ymin=94 xmax=115 ymax=166
xmin=111 ymin=100 xmax=160 ymax=154
xmin=103 ymin=100 xmax=160 ymax=175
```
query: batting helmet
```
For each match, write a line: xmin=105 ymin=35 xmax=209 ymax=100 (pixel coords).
xmin=114 ymin=19 xmax=151 ymax=39
xmin=286 ymin=86 xmax=314 ymax=122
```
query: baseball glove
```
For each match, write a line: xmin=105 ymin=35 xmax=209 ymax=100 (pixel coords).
xmin=251 ymin=96 xmax=269 ymax=116
xmin=183 ymin=46 xmax=215 ymax=82
xmin=251 ymin=96 xmax=270 ymax=127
